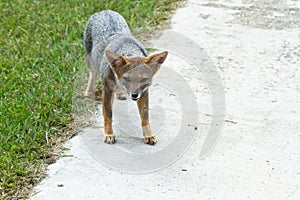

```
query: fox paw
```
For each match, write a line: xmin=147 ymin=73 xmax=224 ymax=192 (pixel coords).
xmin=104 ymin=134 xmax=115 ymax=144
xmin=84 ymin=91 xmax=94 ymax=99
xmin=144 ymin=135 xmax=156 ymax=145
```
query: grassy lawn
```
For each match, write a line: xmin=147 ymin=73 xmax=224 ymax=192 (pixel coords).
xmin=0 ymin=0 xmax=182 ymax=199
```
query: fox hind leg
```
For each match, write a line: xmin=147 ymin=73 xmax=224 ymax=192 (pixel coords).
xmin=84 ymin=55 xmax=97 ymax=98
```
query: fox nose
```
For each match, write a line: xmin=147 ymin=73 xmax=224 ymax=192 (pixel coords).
xmin=131 ymin=93 xmax=139 ymax=99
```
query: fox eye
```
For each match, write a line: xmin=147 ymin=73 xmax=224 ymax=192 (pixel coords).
xmin=140 ymin=78 xmax=148 ymax=82
xmin=141 ymin=84 xmax=149 ymax=90
xmin=123 ymin=77 xmax=130 ymax=81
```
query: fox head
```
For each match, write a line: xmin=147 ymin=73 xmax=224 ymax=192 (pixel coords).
xmin=105 ymin=50 xmax=168 ymax=101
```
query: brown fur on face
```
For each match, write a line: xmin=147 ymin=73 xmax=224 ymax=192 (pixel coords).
xmin=105 ymin=50 xmax=168 ymax=100
xmin=105 ymin=50 xmax=167 ymax=77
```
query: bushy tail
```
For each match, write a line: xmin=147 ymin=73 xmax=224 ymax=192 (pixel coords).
xmin=83 ymin=21 xmax=93 ymax=56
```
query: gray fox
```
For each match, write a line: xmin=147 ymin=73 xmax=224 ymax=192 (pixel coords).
xmin=83 ymin=10 xmax=168 ymax=145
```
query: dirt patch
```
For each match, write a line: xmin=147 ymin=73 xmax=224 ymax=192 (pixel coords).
xmin=201 ymin=0 xmax=300 ymax=29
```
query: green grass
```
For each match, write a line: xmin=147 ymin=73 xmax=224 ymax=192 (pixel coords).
xmin=0 ymin=0 xmax=182 ymax=199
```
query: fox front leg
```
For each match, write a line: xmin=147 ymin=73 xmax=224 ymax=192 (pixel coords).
xmin=102 ymin=86 xmax=115 ymax=144
xmin=137 ymin=90 xmax=156 ymax=145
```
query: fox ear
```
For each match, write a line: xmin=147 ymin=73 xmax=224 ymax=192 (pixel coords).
xmin=105 ymin=50 xmax=128 ymax=75
xmin=145 ymin=51 xmax=168 ymax=74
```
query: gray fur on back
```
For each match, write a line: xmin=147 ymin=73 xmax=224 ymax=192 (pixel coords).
xmin=83 ymin=10 xmax=147 ymax=80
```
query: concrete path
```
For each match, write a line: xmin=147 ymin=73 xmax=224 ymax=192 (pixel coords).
xmin=31 ymin=0 xmax=300 ymax=199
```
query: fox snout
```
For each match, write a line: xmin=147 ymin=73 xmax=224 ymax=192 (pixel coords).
xmin=131 ymin=92 xmax=139 ymax=101
xmin=116 ymin=83 xmax=145 ymax=101
xmin=126 ymin=82 xmax=150 ymax=101
xmin=124 ymin=86 xmax=143 ymax=101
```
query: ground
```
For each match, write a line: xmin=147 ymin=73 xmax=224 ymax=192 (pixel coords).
xmin=30 ymin=0 xmax=300 ymax=199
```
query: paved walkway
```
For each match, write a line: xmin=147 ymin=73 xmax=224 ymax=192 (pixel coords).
xmin=31 ymin=0 xmax=300 ymax=199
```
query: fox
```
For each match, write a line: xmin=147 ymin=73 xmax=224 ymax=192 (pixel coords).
xmin=83 ymin=10 xmax=168 ymax=145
